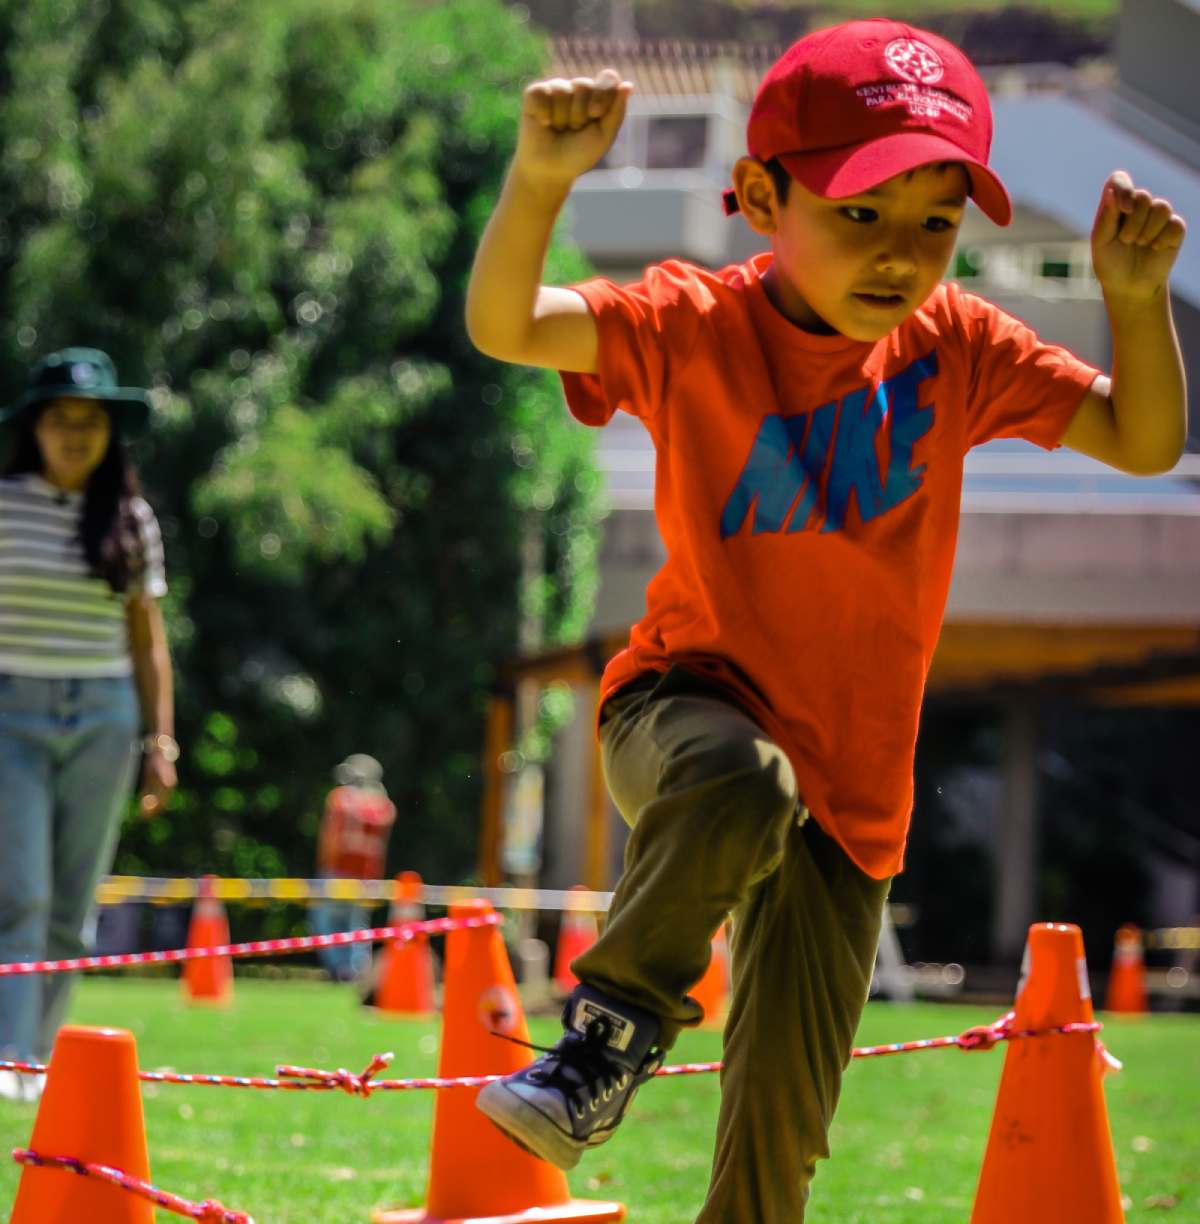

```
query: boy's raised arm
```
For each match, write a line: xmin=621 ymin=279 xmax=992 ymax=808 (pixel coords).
xmin=1060 ymin=170 xmax=1188 ymax=475
xmin=466 ymin=69 xmax=633 ymax=374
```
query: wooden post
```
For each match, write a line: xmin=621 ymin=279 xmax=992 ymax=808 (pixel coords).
xmin=583 ymin=682 xmax=610 ymax=891
xmin=477 ymin=691 xmax=515 ymax=887
xmin=993 ymin=695 xmax=1039 ymax=962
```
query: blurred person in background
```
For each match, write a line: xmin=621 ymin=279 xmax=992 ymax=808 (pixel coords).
xmin=0 ymin=348 xmax=176 ymax=1102
xmin=312 ymin=752 xmax=396 ymax=982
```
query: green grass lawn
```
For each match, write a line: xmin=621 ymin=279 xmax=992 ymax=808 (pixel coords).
xmin=2 ymin=978 xmax=1196 ymax=1222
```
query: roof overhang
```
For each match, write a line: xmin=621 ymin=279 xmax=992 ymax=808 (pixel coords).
xmin=498 ymin=624 xmax=1200 ymax=709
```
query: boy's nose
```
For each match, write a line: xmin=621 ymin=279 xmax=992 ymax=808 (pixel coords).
xmin=874 ymin=229 xmax=919 ymax=276
xmin=875 ymin=245 xmax=918 ymax=276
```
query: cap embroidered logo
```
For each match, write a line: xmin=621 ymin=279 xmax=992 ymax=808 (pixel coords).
xmin=855 ymin=81 xmax=973 ymax=126
xmin=884 ymin=38 xmax=944 ymax=85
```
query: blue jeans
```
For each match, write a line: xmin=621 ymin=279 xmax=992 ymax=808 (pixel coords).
xmin=310 ymin=894 xmax=373 ymax=981
xmin=0 ymin=674 xmax=140 ymax=1059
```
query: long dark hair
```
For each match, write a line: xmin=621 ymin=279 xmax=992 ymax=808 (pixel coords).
xmin=2 ymin=405 xmax=143 ymax=594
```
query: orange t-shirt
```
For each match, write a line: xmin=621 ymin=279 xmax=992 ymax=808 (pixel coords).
xmin=317 ymin=786 xmax=396 ymax=880
xmin=561 ymin=252 xmax=1100 ymax=879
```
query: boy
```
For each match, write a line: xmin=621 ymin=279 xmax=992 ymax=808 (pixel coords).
xmin=466 ymin=18 xmax=1187 ymax=1222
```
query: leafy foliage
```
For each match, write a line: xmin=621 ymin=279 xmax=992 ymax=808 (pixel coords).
xmin=0 ymin=0 xmax=603 ymax=882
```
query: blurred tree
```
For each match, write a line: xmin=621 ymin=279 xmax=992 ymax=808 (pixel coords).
xmin=0 ymin=0 xmax=602 ymax=883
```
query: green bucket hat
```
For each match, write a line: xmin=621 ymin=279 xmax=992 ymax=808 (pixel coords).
xmin=1 ymin=347 xmax=152 ymax=433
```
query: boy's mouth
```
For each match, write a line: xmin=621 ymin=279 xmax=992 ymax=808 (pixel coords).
xmin=852 ymin=291 xmax=907 ymax=310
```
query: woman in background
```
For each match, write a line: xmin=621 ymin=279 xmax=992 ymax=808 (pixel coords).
xmin=0 ymin=348 xmax=176 ymax=1101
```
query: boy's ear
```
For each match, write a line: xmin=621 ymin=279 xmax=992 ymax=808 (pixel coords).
xmin=732 ymin=156 xmax=779 ymax=236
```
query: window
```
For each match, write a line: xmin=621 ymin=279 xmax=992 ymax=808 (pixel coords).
xmin=1040 ymin=255 xmax=1072 ymax=279
xmin=947 ymin=241 xmax=1098 ymax=298
xmin=589 ymin=112 xmax=712 ymax=173
xmin=644 ymin=116 xmax=708 ymax=169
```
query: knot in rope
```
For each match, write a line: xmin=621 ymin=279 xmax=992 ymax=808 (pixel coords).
xmin=195 ymin=1198 xmax=252 ymax=1223
xmin=277 ymin=1051 xmax=393 ymax=1098
xmin=955 ymin=1010 xmax=1014 ymax=1052
xmin=1095 ymin=1039 xmax=1123 ymax=1076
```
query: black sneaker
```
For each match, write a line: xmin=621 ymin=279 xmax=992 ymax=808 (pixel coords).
xmin=476 ymin=983 xmax=664 ymax=1170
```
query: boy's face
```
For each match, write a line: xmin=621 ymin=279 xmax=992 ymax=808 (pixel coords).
xmin=746 ymin=162 xmax=970 ymax=341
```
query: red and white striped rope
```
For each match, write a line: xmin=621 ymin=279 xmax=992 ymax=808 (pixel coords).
xmin=0 ymin=913 xmax=498 ymax=978
xmin=0 ymin=1014 xmax=1106 ymax=1093
xmin=11 ymin=1149 xmax=252 ymax=1222
xmin=2 ymin=1016 xmax=1114 ymax=1224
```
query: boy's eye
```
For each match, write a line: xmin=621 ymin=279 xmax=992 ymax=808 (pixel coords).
xmin=923 ymin=216 xmax=957 ymax=234
xmin=841 ymin=206 xmax=878 ymax=224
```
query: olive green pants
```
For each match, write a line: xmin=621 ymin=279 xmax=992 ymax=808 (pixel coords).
xmin=573 ymin=667 xmax=891 ymax=1223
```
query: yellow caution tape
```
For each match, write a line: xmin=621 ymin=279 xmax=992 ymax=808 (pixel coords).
xmin=160 ymin=878 xmax=193 ymax=902
xmin=267 ymin=879 xmax=312 ymax=901
xmin=1147 ymin=927 xmax=1200 ymax=951
xmin=325 ymin=878 xmax=366 ymax=902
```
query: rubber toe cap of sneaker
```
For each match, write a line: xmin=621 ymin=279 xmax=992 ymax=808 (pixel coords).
xmin=504 ymin=1079 xmax=574 ymax=1130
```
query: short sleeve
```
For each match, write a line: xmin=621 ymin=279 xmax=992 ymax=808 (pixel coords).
xmin=958 ymin=289 xmax=1102 ymax=451
xmin=559 ymin=261 xmax=705 ymax=427
xmin=126 ymin=498 xmax=168 ymax=598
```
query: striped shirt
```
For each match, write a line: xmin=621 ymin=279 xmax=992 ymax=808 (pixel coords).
xmin=0 ymin=473 xmax=167 ymax=678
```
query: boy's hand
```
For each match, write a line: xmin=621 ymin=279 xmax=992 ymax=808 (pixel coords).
xmin=514 ymin=68 xmax=633 ymax=191
xmin=1092 ymin=170 xmax=1187 ymax=304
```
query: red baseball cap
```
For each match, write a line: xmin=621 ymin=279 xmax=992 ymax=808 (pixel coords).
xmin=725 ymin=19 xmax=1012 ymax=225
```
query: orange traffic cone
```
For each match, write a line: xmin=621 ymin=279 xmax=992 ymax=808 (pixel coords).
xmin=971 ymin=922 xmax=1124 ymax=1224
xmin=553 ymin=885 xmax=600 ymax=994
xmin=11 ymin=1025 xmax=153 ymax=1222
xmin=182 ymin=874 xmax=233 ymax=1006
xmin=375 ymin=871 xmax=436 ymax=1017
xmin=691 ymin=924 xmax=730 ymax=1029
xmin=371 ymin=899 xmax=625 ymax=1223
xmin=1105 ymin=924 xmax=1148 ymax=1015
